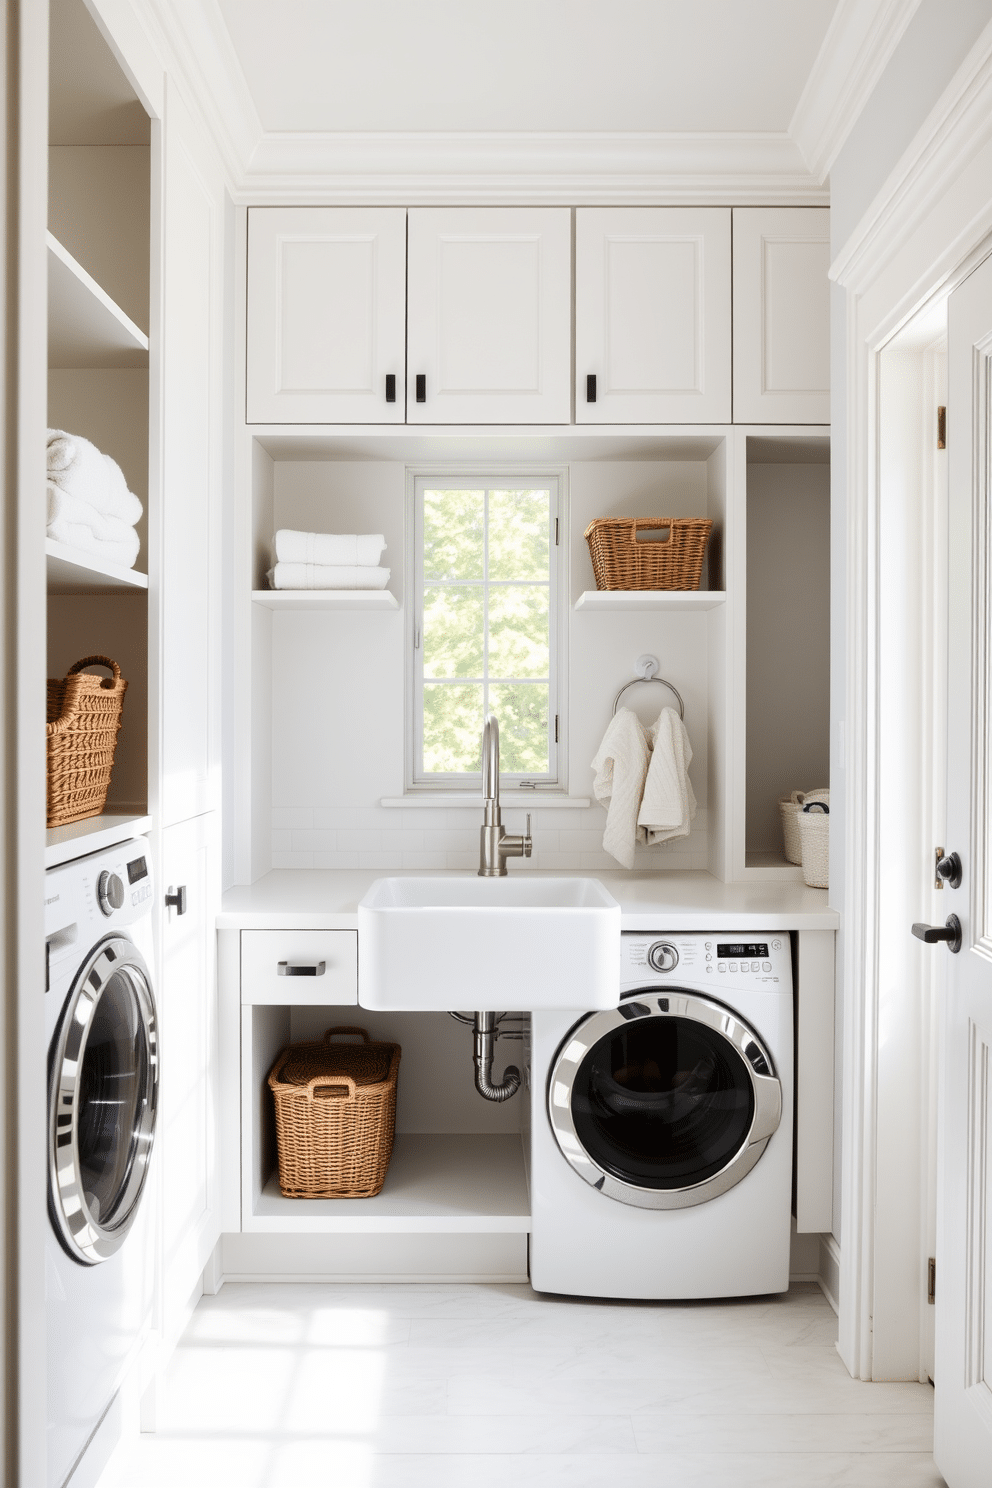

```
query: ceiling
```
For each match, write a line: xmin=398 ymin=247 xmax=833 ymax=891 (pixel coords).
xmin=216 ymin=0 xmax=839 ymax=135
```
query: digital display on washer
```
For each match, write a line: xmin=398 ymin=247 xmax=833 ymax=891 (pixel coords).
xmin=716 ymin=942 xmax=768 ymax=958
xmin=127 ymin=856 xmax=148 ymax=884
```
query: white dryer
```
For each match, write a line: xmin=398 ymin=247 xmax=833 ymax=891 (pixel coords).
xmin=45 ymin=838 xmax=159 ymax=1488
xmin=529 ymin=931 xmax=793 ymax=1299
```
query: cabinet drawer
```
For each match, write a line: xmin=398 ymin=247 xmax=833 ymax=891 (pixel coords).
xmin=240 ymin=930 xmax=358 ymax=1005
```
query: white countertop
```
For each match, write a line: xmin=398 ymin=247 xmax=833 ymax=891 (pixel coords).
xmin=219 ymin=869 xmax=838 ymax=931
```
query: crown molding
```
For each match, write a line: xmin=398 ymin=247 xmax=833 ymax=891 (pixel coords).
xmin=831 ymin=17 xmax=992 ymax=295
xmin=790 ymin=0 xmax=923 ymax=183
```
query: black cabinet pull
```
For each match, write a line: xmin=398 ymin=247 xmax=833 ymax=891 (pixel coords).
xmin=385 ymin=373 xmax=396 ymax=403
xmin=911 ymin=915 xmax=962 ymax=953
xmin=586 ymin=374 xmax=597 ymax=403
xmin=416 ymin=374 xmax=426 ymax=403
xmin=277 ymin=960 xmax=326 ymax=977
xmin=165 ymin=885 xmax=187 ymax=916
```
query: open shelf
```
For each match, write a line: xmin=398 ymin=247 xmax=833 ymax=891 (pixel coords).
xmin=574 ymin=590 xmax=726 ymax=612
xmin=46 ymin=537 xmax=147 ymax=594
xmin=252 ymin=589 xmax=398 ymax=611
xmin=250 ymin=1133 xmax=530 ymax=1234
xmin=46 ymin=811 xmax=152 ymax=869
xmin=47 ymin=231 xmax=148 ymax=369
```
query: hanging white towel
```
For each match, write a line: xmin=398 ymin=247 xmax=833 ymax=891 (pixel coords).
xmin=267 ymin=562 xmax=391 ymax=591
xmin=274 ymin=529 xmax=386 ymax=567
xmin=46 ymin=430 xmax=142 ymax=524
xmin=638 ymin=707 xmax=697 ymax=845
xmin=591 ymin=707 xmax=651 ymax=870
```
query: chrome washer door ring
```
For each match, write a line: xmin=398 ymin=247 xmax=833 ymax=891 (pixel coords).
xmin=547 ymin=993 xmax=782 ymax=1211
xmin=49 ymin=935 xmax=159 ymax=1264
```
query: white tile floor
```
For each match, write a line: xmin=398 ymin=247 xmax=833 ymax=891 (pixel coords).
xmin=99 ymin=1281 xmax=943 ymax=1488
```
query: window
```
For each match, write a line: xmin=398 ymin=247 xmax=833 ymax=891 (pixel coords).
xmin=411 ymin=476 xmax=562 ymax=788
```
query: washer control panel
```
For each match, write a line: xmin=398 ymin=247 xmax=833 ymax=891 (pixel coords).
xmin=622 ymin=932 xmax=791 ymax=988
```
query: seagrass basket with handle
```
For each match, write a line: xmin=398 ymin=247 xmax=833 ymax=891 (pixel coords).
xmin=46 ymin=655 xmax=128 ymax=828
xmin=268 ymin=1026 xmax=401 ymax=1199
xmin=584 ymin=516 xmax=713 ymax=591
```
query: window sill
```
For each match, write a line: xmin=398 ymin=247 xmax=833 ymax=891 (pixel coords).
xmin=380 ymin=794 xmax=592 ymax=810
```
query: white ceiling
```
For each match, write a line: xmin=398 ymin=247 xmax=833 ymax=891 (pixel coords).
xmin=216 ymin=0 xmax=839 ymax=135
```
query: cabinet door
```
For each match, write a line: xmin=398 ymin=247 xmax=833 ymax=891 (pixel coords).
xmin=247 ymin=207 xmax=407 ymax=424
xmin=576 ymin=208 xmax=732 ymax=424
xmin=159 ymin=82 xmax=222 ymax=827
xmin=407 ymin=207 xmax=571 ymax=425
xmin=158 ymin=810 xmax=219 ymax=1347
xmin=732 ymin=207 xmax=830 ymax=424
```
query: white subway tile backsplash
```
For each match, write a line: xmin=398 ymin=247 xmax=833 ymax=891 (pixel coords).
xmin=445 ymin=852 xmax=479 ymax=871
xmin=401 ymin=851 xmax=448 ymax=870
xmin=291 ymin=829 xmax=336 ymax=852
xmin=272 ymin=850 xmax=315 ymax=869
xmin=272 ymin=807 xmax=314 ymax=831
xmin=424 ymin=829 xmax=469 ymax=853
xmin=337 ymin=829 xmax=380 ymax=853
xmin=313 ymin=806 xmax=388 ymax=830
xmin=358 ymin=851 xmax=405 ymax=870
xmin=271 ymin=829 xmax=293 ymax=852
xmin=312 ymin=850 xmax=360 ymax=869
xmin=531 ymin=830 xmax=559 ymax=854
xmin=380 ymin=828 xmax=422 ymax=852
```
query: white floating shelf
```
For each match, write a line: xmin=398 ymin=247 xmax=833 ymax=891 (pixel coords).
xmin=249 ymin=1134 xmax=529 ymax=1235
xmin=574 ymin=590 xmax=726 ymax=612
xmin=46 ymin=812 xmax=152 ymax=870
xmin=252 ymin=589 xmax=398 ymax=611
xmin=47 ymin=232 xmax=149 ymax=369
xmin=46 ymin=538 xmax=148 ymax=594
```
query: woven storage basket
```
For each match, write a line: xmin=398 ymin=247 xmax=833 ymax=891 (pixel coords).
xmin=268 ymin=1026 xmax=401 ymax=1199
xmin=46 ymin=655 xmax=128 ymax=828
xmin=584 ymin=516 xmax=713 ymax=591
xmin=779 ymin=788 xmax=829 ymax=865
xmin=798 ymin=802 xmax=830 ymax=888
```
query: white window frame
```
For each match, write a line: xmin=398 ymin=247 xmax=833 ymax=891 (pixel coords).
xmin=406 ymin=470 xmax=567 ymax=793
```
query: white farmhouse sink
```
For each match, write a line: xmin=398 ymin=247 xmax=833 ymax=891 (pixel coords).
xmin=358 ymin=876 xmax=621 ymax=1011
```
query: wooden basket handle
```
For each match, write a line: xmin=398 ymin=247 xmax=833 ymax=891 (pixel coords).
xmin=322 ymin=1026 xmax=371 ymax=1044
xmin=67 ymin=655 xmax=122 ymax=687
xmin=303 ymin=1074 xmax=357 ymax=1102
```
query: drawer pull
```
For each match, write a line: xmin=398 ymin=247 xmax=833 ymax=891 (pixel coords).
xmin=277 ymin=960 xmax=326 ymax=977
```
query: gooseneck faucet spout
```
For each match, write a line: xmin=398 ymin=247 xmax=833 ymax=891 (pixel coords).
xmin=478 ymin=713 xmax=532 ymax=876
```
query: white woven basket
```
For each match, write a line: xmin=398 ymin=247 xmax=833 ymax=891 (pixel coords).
xmin=779 ymin=788 xmax=829 ymax=866
xmin=798 ymin=802 xmax=830 ymax=888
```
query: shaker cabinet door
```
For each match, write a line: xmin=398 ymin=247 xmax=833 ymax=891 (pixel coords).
xmin=732 ymin=207 xmax=830 ymax=424
xmin=575 ymin=207 xmax=732 ymax=424
xmin=247 ymin=207 xmax=407 ymax=424
xmin=407 ymin=207 xmax=571 ymax=425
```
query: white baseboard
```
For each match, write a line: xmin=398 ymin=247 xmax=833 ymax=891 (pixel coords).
xmin=220 ymin=1231 xmax=529 ymax=1283
xmin=818 ymin=1232 xmax=841 ymax=1314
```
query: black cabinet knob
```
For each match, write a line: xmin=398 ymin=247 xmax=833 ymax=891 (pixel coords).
xmin=911 ymin=915 xmax=962 ymax=953
xmin=936 ymin=851 xmax=962 ymax=888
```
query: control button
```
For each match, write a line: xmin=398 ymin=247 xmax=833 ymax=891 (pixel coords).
xmin=647 ymin=941 xmax=679 ymax=974
xmin=131 ymin=892 xmax=138 ymax=906
xmin=751 ymin=960 xmax=760 ymax=972
xmin=718 ymin=963 xmax=726 ymax=973
xmin=729 ymin=962 xmax=738 ymax=973
xmin=704 ymin=941 xmax=712 ymax=950
xmin=705 ymin=954 xmax=712 ymax=962
xmin=97 ymin=871 xmax=125 ymax=917
xmin=763 ymin=961 xmax=772 ymax=972
xmin=772 ymin=939 xmax=782 ymax=950
xmin=706 ymin=966 xmax=713 ymax=973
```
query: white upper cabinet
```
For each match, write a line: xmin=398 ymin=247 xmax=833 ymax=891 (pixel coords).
xmin=247 ymin=207 xmax=407 ymax=424
xmin=575 ymin=208 xmax=732 ymax=424
xmin=732 ymin=207 xmax=830 ymax=424
xmin=406 ymin=207 xmax=571 ymax=424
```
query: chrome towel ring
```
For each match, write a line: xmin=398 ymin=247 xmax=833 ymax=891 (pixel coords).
xmin=612 ymin=654 xmax=685 ymax=720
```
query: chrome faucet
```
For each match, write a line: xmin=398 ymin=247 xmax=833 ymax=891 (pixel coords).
xmin=478 ymin=714 xmax=532 ymax=876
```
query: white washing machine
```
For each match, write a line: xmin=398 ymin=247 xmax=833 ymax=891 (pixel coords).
xmin=529 ymin=931 xmax=793 ymax=1299
xmin=45 ymin=838 xmax=159 ymax=1488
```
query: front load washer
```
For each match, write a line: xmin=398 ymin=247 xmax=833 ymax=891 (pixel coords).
xmin=45 ymin=838 xmax=158 ymax=1488
xmin=529 ymin=931 xmax=793 ymax=1299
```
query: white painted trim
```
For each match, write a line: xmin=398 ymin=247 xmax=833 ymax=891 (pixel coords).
xmin=789 ymin=0 xmax=923 ymax=183
xmin=820 ymin=1234 xmax=842 ymax=1315
xmin=832 ymin=17 xmax=992 ymax=295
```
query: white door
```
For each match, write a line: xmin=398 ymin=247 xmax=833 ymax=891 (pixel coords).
xmin=933 ymin=251 xmax=992 ymax=1486
xmin=732 ymin=208 xmax=830 ymax=424
xmin=246 ymin=207 xmax=407 ymax=424
xmin=407 ymin=207 xmax=571 ymax=424
xmin=575 ymin=207 xmax=731 ymax=424
xmin=158 ymin=810 xmax=219 ymax=1349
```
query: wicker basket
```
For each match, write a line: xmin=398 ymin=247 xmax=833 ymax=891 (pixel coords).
xmin=584 ymin=517 xmax=713 ymax=591
xmin=46 ymin=656 xmax=128 ymax=828
xmin=798 ymin=802 xmax=830 ymax=888
xmin=268 ymin=1026 xmax=401 ymax=1199
xmin=779 ymin=788 xmax=829 ymax=865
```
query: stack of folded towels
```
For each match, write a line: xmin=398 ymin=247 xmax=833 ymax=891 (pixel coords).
xmin=47 ymin=429 xmax=142 ymax=569
xmin=591 ymin=706 xmax=696 ymax=869
xmin=267 ymin=529 xmax=390 ymax=590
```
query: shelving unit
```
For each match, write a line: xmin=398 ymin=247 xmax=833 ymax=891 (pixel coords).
xmin=252 ymin=589 xmax=397 ymax=611
xmin=47 ymin=232 xmax=148 ymax=369
xmin=573 ymin=590 xmax=725 ymax=612
xmin=46 ymin=537 xmax=147 ymax=594
xmin=45 ymin=812 xmax=153 ymax=870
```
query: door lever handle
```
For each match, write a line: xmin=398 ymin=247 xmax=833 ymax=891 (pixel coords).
xmin=911 ymin=915 xmax=962 ymax=953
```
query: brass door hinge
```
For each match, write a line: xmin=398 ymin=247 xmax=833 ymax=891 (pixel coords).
xmin=935 ymin=846 xmax=944 ymax=890
xmin=928 ymin=1256 xmax=936 ymax=1305
xmin=937 ymin=406 xmax=946 ymax=449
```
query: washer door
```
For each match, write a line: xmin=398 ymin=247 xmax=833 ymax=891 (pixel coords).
xmin=49 ymin=935 xmax=159 ymax=1264
xmin=547 ymin=992 xmax=782 ymax=1210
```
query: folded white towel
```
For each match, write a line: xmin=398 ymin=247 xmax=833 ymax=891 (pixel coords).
xmin=47 ymin=429 xmax=143 ymax=524
xmin=267 ymin=563 xmax=391 ymax=591
xmin=47 ymin=484 xmax=141 ymax=551
xmin=638 ymin=707 xmax=697 ymax=844
xmin=591 ymin=708 xmax=651 ymax=870
xmin=47 ymin=516 xmax=140 ymax=569
xmin=274 ymin=529 xmax=386 ymax=567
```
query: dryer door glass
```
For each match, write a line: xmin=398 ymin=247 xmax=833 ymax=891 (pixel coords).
xmin=77 ymin=965 xmax=150 ymax=1227
xmin=571 ymin=1018 xmax=755 ymax=1189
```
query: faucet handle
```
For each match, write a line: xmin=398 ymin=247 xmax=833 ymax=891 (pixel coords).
xmin=524 ymin=813 xmax=533 ymax=857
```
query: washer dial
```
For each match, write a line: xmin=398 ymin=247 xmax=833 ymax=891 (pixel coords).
xmin=97 ymin=870 xmax=125 ymax=916
xmin=647 ymin=940 xmax=679 ymax=973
